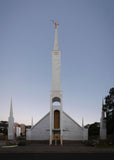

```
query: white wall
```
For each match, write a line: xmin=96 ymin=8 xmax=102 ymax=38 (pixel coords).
xmin=63 ymin=112 xmax=83 ymax=140
xmin=16 ymin=127 xmax=21 ymax=137
xmin=26 ymin=111 xmax=88 ymax=141
xmin=26 ymin=129 xmax=31 ymax=140
xmin=83 ymin=128 xmax=88 ymax=140
xmin=30 ymin=113 xmax=50 ymax=140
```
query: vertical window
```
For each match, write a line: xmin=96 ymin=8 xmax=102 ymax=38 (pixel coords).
xmin=54 ymin=110 xmax=60 ymax=129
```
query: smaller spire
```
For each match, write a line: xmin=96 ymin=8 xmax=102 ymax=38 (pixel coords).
xmin=31 ymin=117 xmax=33 ymax=127
xmin=82 ymin=117 xmax=84 ymax=128
xmin=102 ymin=98 xmax=104 ymax=109
xmin=100 ymin=98 xmax=107 ymax=140
xmin=101 ymin=98 xmax=105 ymax=119
xmin=10 ymin=97 xmax=13 ymax=117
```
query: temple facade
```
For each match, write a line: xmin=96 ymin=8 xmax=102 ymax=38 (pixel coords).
xmin=26 ymin=23 xmax=88 ymax=144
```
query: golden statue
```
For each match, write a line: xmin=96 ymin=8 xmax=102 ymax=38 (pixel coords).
xmin=51 ymin=20 xmax=59 ymax=29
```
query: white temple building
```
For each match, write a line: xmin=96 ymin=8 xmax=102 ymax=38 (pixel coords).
xmin=26 ymin=22 xmax=88 ymax=144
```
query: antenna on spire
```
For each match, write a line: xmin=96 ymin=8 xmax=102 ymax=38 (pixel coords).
xmin=50 ymin=20 xmax=59 ymax=29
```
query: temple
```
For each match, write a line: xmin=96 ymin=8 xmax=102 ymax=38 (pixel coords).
xmin=26 ymin=23 xmax=88 ymax=144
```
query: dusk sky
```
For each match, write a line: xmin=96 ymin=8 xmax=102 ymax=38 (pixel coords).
xmin=0 ymin=0 xmax=114 ymax=126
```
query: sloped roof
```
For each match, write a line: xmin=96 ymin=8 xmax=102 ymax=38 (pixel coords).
xmin=31 ymin=110 xmax=82 ymax=130
xmin=63 ymin=111 xmax=82 ymax=129
xmin=31 ymin=112 xmax=50 ymax=130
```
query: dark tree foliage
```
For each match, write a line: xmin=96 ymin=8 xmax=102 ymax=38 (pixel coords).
xmin=104 ymin=88 xmax=114 ymax=135
xmin=0 ymin=121 xmax=8 ymax=135
xmin=88 ymin=122 xmax=100 ymax=137
xmin=0 ymin=128 xmax=8 ymax=135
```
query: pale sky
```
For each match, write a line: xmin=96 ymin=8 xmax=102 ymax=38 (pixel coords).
xmin=0 ymin=0 xmax=114 ymax=126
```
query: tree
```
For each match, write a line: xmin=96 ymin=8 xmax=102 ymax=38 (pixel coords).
xmin=88 ymin=122 xmax=100 ymax=137
xmin=104 ymin=88 xmax=114 ymax=143
xmin=0 ymin=121 xmax=8 ymax=135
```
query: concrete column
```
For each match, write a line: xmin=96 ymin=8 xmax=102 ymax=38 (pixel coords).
xmin=49 ymin=117 xmax=52 ymax=145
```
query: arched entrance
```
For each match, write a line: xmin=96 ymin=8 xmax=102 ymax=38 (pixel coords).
xmin=54 ymin=110 xmax=60 ymax=129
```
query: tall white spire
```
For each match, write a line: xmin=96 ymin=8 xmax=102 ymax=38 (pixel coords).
xmin=50 ymin=21 xmax=63 ymax=145
xmin=51 ymin=21 xmax=61 ymax=91
xmin=54 ymin=28 xmax=59 ymax=50
xmin=51 ymin=20 xmax=59 ymax=51
xmin=10 ymin=97 xmax=13 ymax=117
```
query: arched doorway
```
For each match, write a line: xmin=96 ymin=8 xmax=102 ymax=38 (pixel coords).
xmin=54 ymin=110 xmax=60 ymax=129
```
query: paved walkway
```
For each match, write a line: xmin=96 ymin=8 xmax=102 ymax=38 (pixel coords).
xmin=0 ymin=141 xmax=114 ymax=153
